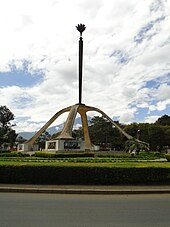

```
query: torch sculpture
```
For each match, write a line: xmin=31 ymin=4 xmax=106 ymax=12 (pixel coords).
xmin=25 ymin=24 xmax=134 ymax=150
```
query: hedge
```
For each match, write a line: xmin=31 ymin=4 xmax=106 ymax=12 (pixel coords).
xmin=34 ymin=152 xmax=96 ymax=158
xmin=0 ymin=165 xmax=170 ymax=185
xmin=0 ymin=150 xmax=11 ymax=153
xmin=165 ymin=154 xmax=170 ymax=162
xmin=0 ymin=152 xmax=27 ymax=157
xmin=34 ymin=151 xmax=165 ymax=159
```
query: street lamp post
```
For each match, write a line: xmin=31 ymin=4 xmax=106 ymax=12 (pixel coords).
xmin=137 ymin=129 xmax=140 ymax=140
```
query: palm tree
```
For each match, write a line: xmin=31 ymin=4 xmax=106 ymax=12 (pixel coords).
xmin=125 ymin=138 xmax=149 ymax=155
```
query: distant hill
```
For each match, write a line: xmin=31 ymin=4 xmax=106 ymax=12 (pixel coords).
xmin=18 ymin=117 xmax=89 ymax=140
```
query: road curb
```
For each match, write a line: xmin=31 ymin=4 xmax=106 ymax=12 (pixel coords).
xmin=1 ymin=187 xmax=170 ymax=194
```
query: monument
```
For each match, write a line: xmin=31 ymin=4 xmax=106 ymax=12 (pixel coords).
xmin=20 ymin=24 xmax=134 ymax=152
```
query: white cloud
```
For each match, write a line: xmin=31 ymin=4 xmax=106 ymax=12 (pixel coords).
xmin=144 ymin=115 xmax=160 ymax=123
xmin=156 ymin=84 xmax=170 ymax=100
xmin=73 ymin=124 xmax=82 ymax=130
xmin=119 ymin=107 xmax=137 ymax=124
xmin=0 ymin=0 xmax=170 ymax=132
xmin=13 ymin=121 xmax=45 ymax=133
xmin=148 ymin=84 xmax=170 ymax=112
xmin=149 ymin=100 xmax=170 ymax=112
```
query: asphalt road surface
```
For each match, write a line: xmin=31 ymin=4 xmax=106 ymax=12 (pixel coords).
xmin=0 ymin=193 xmax=170 ymax=227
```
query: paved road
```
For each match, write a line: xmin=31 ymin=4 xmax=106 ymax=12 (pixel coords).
xmin=0 ymin=193 xmax=170 ymax=227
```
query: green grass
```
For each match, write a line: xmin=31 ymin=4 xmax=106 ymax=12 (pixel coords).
xmin=0 ymin=154 xmax=166 ymax=164
xmin=0 ymin=159 xmax=169 ymax=168
xmin=0 ymin=151 xmax=167 ymax=168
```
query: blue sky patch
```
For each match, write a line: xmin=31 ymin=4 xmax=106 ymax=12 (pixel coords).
xmin=134 ymin=16 xmax=165 ymax=44
xmin=150 ymin=0 xmax=164 ymax=12
xmin=150 ymin=108 xmax=170 ymax=116
xmin=135 ymin=108 xmax=149 ymax=122
xmin=110 ymin=50 xmax=129 ymax=64
xmin=14 ymin=97 xmax=33 ymax=108
xmin=146 ymin=80 xmax=158 ymax=88
xmin=145 ymin=73 xmax=170 ymax=89
xmin=154 ymin=73 xmax=170 ymax=84
xmin=0 ymin=63 xmax=43 ymax=87
xmin=135 ymin=107 xmax=170 ymax=122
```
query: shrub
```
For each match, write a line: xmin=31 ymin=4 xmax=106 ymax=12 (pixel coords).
xmin=165 ymin=154 xmax=170 ymax=162
xmin=139 ymin=151 xmax=164 ymax=158
xmin=0 ymin=152 xmax=25 ymax=157
xmin=0 ymin=165 xmax=170 ymax=185
xmin=96 ymin=153 xmax=129 ymax=158
xmin=34 ymin=152 xmax=56 ymax=159
xmin=34 ymin=152 xmax=95 ymax=159
xmin=0 ymin=150 xmax=11 ymax=153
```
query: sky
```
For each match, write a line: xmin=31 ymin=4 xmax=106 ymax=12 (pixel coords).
xmin=0 ymin=0 xmax=170 ymax=133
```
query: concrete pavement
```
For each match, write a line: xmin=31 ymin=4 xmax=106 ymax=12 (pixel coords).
xmin=0 ymin=184 xmax=170 ymax=194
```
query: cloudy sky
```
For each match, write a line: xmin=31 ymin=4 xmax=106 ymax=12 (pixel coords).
xmin=0 ymin=0 xmax=170 ymax=133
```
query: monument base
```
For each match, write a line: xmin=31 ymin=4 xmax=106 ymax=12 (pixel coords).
xmin=18 ymin=143 xmax=39 ymax=153
xmin=45 ymin=139 xmax=99 ymax=152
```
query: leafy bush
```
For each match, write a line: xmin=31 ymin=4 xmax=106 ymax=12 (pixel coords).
xmin=165 ymin=154 xmax=170 ymax=162
xmin=96 ymin=153 xmax=129 ymax=158
xmin=34 ymin=152 xmax=95 ymax=159
xmin=0 ymin=165 xmax=170 ymax=185
xmin=34 ymin=152 xmax=56 ymax=158
xmin=125 ymin=139 xmax=149 ymax=154
xmin=139 ymin=151 xmax=164 ymax=158
xmin=0 ymin=152 xmax=25 ymax=157
xmin=0 ymin=150 xmax=11 ymax=153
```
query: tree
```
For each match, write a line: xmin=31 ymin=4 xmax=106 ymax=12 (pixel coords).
xmin=36 ymin=131 xmax=51 ymax=150
xmin=124 ymin=123 xmax=139 ymax=138
xmin=0 ymin=106 xmax=17 ymax=147
xmin=0 ymin=106 xmax=14 ymax=129
xmin=89 ymin=116 xmax=124 ymax=150
xmin=124 ymin=123 xmax=150 ymax=144
xmin=64 ymin=114 xmax=170 ymax=152
xmin=72 ymin=127 xmax=84 ymax=140
xmin=155 ymin=115 xmax=170 ymax=126
xmin=6 ymin=130 xmax=18 ymax=147
xmin=148 ymin=124 xmax=165 ymax=151
xmin=72 ymin=116 xmax=126 ymax=150
xmin=89 ymin=116 xmax=111 ymax=146
xmin=125 ymin=138 xmax=149 ymax=155
xmin=164 ymin=127 xmax=170 ymax=146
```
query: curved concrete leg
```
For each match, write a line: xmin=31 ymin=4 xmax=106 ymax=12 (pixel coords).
xmin=57 ymin=105 xmax=79 ymax=139
xmin=79 ymin=105 xmax=133 ymax=140
xmin=90 ymin=107 xmax=133 ymax=140
xmin=78 ymin=107 xmax=93 ymax=150
xmin=25 ymin=106 xmax=71 ymax=145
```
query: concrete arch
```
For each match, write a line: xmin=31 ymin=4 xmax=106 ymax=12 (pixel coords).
xmin=25 ymin=106 xmax=72 ymax=145
xmin=25 ymin=104 xmax=135 ymax=150
xmin=84 ymin=105 xmax=133 ymax=140
xmin=76 ymin=105 xmax=133 ymax=150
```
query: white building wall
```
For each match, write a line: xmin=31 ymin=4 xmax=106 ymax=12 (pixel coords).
xmin=18 ymin=144 xmax=39 ymax=152
xmin=45 ymin=139 xmax=85 ymax=151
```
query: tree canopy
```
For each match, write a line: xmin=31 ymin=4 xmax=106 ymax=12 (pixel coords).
xmin=73 ymin=116 xmax=125 ymax=150
xmin=35 ymin=131 xmax=51 ymax=150
xmin=73 ymin=115 xmax=170 ymax=151
xmin=0 ymin=106 xmax=14 ymax=129
xmin=155 ymin=115 xmax=170 ymax=126
xmin=0 ymin=105 xmax=17 ymax=147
